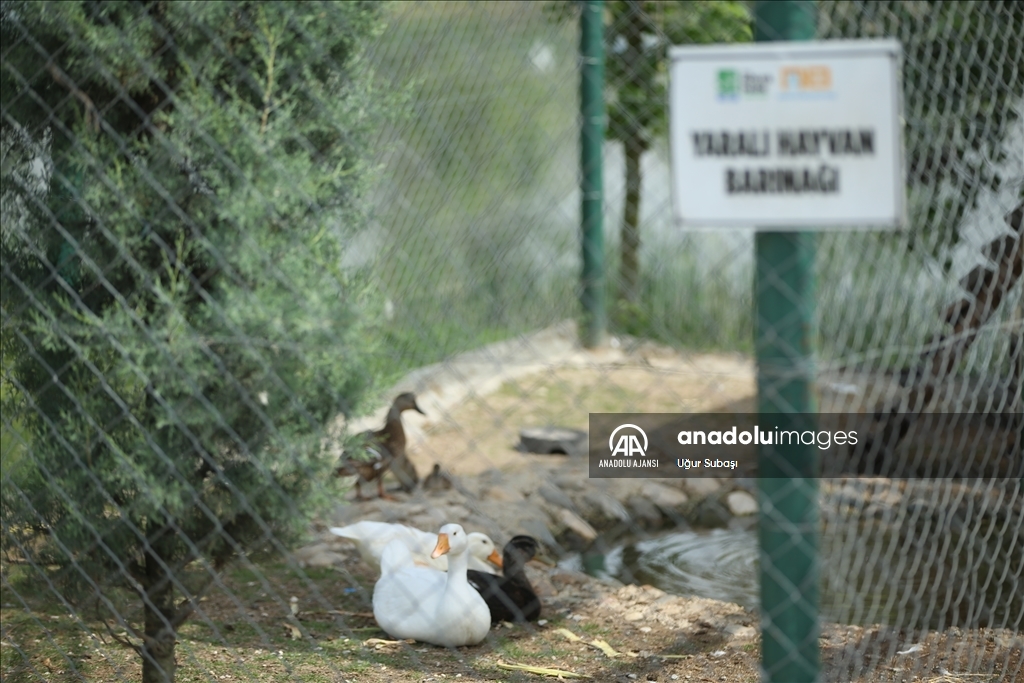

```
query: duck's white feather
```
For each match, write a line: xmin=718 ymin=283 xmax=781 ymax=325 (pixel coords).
xmin=378 ymin=536 xmax=415 ymax=575
xmin=329 ymin=521 xmax=499 ymax=574
xmin=372 ymin=524 xmax=491 ymax=647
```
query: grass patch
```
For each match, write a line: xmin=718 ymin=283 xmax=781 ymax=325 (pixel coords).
xmin=0 ymin=554 xmax=397 ymax=683
xmin=493 ymin=638 xmax=530 ymax=661
xmin=5 ymin=554 xmax=601 ymax=682
xmin=612 ymin=237 xmax=753 ymax=354
xmin=577 ymin=622 xmax=609 ymax=636
xmin=2 ymin=541 xmax=767 ymax=682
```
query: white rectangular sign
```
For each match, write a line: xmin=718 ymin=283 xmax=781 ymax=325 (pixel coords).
xmin=669 ymin=40 xmax=905 ymax=230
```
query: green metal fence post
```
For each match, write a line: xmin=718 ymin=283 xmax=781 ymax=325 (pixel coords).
xmin=580 ymin=0 xmax=606 ymax=348
xmin=753 ymin=2 xmax=820 ymax=682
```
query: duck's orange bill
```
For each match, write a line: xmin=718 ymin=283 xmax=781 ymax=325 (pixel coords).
xmin=487 ymin=549 xmax=504 ymax=569
xmin=431 ymin=533 xmax=450 ymax=559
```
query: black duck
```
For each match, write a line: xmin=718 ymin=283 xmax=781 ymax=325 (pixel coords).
xmin=467 ymin=535 xmax=541 ymax=623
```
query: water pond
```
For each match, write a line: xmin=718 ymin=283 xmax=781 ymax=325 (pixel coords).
xmin=565 ymin=516 xmax=1020 ymax=631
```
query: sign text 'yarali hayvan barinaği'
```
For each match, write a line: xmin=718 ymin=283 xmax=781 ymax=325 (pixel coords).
xmin=669 ymin=40 xmax=905 ymax=230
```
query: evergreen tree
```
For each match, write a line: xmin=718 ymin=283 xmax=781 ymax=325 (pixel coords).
xmin=1 ymin=2 xmax=387 ymax=680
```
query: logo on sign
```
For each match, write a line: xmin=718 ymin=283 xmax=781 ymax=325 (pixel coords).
xmin=779 ymin=65 xmax=833 ymax=98
xmin=717 ymin=69 xmax=739 ymax=99
xmin=609 ymin=424 xmax=648 ymax=457
xmin=716 ymin=69 xmax=772 ymax=100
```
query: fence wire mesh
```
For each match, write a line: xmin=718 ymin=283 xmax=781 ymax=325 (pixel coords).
xmin=1 ymin=1 xmax=1022 ymax=683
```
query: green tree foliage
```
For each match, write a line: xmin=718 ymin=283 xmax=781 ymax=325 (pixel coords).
xmin=1 ymin=2 xmax=386 ymax=680
xmin=549 ymin=1 xmax=752 ymax=311
xmin=821 ymin=0 xmax=1024 ymax=261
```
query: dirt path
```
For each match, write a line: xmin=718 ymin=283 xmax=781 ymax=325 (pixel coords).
xmin=338 ymin=321 xmax=757 ymax=478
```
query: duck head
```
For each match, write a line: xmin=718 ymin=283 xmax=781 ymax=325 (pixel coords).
xmin=431 ymin=523 xmax=468 ymax=559
xmin=393 ymin=392 xmax=426 ymax=415
xmin=504 ymin=535 xmax=539 ymax=569
xmin=468 ymin=532 xmax=504 ymax=569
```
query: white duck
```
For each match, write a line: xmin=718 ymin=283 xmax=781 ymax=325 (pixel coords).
xmin=329 ymin=521 xmax=502 ymax=574
xmin=372 ymin=523 xmax=491 ymax=647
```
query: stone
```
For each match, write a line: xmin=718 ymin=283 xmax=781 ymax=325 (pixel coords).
xmin=617 ymin=585 xmax=644 ymax=601
xmin=691 ymin=497 xmax=731 ymax=528
xmin=292 ymin=543 xmax=345 ymax=568
xmin=684 ymin=477 xmax=722 ymax=497
xmin=553 ymin=474 xmax=586 ymax=490
xmin=725 ymin=490 xmax=757 ymax=516
xmin=641 ymin=481 xmax=689 ymax=510
xmin=539 ymin=482 xmax=578 ymax=511
xmin=554 ymin=508 xmax=598 ymax=541
xmin=640 ymin=585 xmax=665 ymax=600
xmin=726 ymin=625 xmax=757 ymax=640
xmin=583 ymin=490 xmax=631 ymax=522
xmin=624 ymin=611 xmax=645 ymax=622
xmin=526 ymin=566 xmax=558 ymax=598
xmin=549 ymin=568 xmax=592 ymax=589
xmin=626 ymin=495 xmax=663 ymax=525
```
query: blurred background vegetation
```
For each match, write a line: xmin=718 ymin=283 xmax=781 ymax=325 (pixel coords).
xmin=359 ymin=0 xmax=1022 ymax=386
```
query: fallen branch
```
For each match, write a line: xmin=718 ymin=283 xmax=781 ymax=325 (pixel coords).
xmin=553 ymin=628 xmax=583 ymax=643
xmin=328 ymin=609 xmax=375 ymax=618
xmin=362 ymin=637 xmax=411 ymax=648
xmin=552 ymin=627 xmax=638 ymax=659
xmin=589 ymin=638 xmax=635 ymax=659
xmin=496 ymin=660 xmax=590 ymax=678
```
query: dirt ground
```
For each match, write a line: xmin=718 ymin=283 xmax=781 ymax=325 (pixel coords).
xmin=9 ymin=544 xmax=1017 ymax=683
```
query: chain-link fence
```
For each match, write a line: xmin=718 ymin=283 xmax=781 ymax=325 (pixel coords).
xmin=2 ymin=1 xmax=1022 ymax=682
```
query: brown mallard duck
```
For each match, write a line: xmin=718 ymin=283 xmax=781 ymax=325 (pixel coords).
xmin=335 ymin=392 xmax=424 ymax=500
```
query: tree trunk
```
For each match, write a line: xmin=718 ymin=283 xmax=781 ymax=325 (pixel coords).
xmin=141 ymin=554 xmax=178 ymax=683
xmin=619 ymin=135 xmax=643 ymax=304
xmin=615 ymin=0 xmax=647 ymax=307
xmin=141 ymin=629 xmax=176 ymax=683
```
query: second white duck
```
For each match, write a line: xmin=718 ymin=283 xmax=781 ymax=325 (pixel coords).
xmin=329 ymin=521 xmax=502 ymax=574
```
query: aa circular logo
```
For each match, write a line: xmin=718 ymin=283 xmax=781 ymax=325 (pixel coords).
xmin=609 ymin=424 xmax=648 ymax=457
